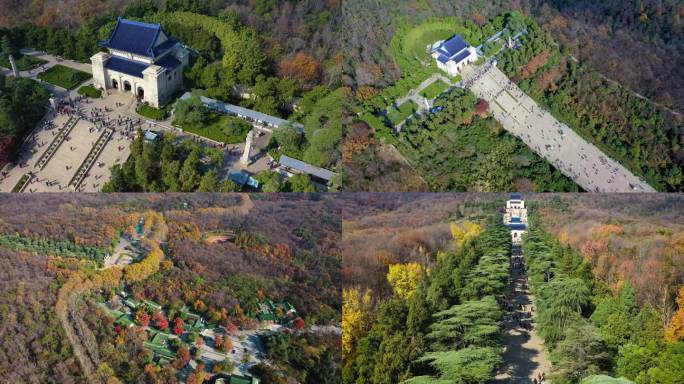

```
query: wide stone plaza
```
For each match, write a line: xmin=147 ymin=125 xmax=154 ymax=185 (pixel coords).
xmin=461 ymin=61 xmax=655 ymax=193
xmin=0 ymin=87 xmax=274 ymax=192
xmin=0 ymin=91 xmax=137 ymax=192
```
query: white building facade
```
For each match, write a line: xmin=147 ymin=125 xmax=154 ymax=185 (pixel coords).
xmin=504 ymin=193 xmax=528 ymax=244
xmin=91 ymin=18 xmax=190 ymax=108
xmin=431 ymin=35 xmax=478 ymax=76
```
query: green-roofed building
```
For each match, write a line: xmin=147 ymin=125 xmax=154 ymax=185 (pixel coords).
xmin=143 ymin=341 xmax=175 ymax=360
xmin=124 ymin=298 xmax=140 ymax=310
xmin=115 ymin=314 xmax=134 ymax=327
xmin=215 ymin=374 xmax=260 ymax=384
xmin=143 ymin=299 xmax=162 ymax=311
xmin=283 ymin=302 xmax=296 ymax=314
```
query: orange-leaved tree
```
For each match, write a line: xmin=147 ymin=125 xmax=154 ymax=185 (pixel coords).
xmin=665 ymin=286 xmax=684 ymax=342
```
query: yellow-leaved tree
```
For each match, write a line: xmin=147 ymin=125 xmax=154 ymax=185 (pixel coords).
xmin=665 ymin=286 xmax=684 ymax=342
xmin=451 ymin=221 xmax=482 ymax=248
xmin=342 ymin=288 xmax=372 ymax=358
xmin=387 ymin=262 xmax=424 ymax=299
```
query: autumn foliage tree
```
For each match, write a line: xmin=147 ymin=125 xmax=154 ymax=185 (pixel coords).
xmin=666 ymin=286 xmax=684 ymax=342
xmin=222 ymin=337 xmax=233 ymax=352
xmin=386 ymin=262 xmax=424 ymax=299
xmin=278 ymin=52 xmax=320 ymax=90
xmin=342 ymin=288 xmax=372 ymax=358
xmin=136 ymin=309 xmax=150 ymax=327
xmin=292 ymin=317 xmax=305 ymax=330
xmin=451 ymin=221 xmax=482 ymax=249
xmin=153 ymin=312 xmax=169 ymax=330
xmin=173 ymin=317 xmax=185 ymax=336
xmin=175 ymin=345 xmax=190 ymax=369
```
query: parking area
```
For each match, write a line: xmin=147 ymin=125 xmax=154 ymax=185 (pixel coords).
xmin=461 ymin=62 xmax=655 ymax=192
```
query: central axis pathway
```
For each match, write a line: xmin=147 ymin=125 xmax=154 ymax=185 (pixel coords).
xmin=493 ymin=245 xmax=551 ymax=383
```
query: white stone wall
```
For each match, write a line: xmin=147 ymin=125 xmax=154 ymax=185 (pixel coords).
xmin=434 ymin=46 xmax=478 ymax=77
xmin=91 ymin=47 xmax=189 ymax=108
xmin=90 ymin=52 xmax=110 ymax=90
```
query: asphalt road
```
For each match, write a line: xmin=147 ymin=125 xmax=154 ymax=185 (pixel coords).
xmin=461 ymin=62 xmax=656 ymax=193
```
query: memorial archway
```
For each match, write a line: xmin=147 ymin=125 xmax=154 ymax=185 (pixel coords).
xmin=123 ymin=81 xmax=131 ymax=92
xmin=111 ymin=79 xmax=118 ymax=89
xmin=137 ymin=87 xmax=144 ymax=99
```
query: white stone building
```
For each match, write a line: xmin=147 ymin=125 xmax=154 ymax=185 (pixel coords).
xmin=431 ymin=35 xmax=478 ymax=76
xmin=91 ymin=18 xmax=190 ymax=108
xmin=504 ymin=193 xmax=528 ymax=244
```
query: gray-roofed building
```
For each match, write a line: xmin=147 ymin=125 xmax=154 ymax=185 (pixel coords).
xmin=279 ymin=155 xmax=337 ymax=183
xmin=179 ymin=93 xmax=304 ymax=132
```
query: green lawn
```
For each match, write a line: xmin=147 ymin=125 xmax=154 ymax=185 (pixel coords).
xmin=175 ymin=112 xmax=251 ymax=144
xmin=387 ymin=100 xmax=418 ymax=126
xmin=0 ymin=54 xmax=47 ymax=71
xmin=482 ymin=40 xmax=503 ymax=58
xmin=11 ymin=174 xmax=29 ymax=192
xmin=77 ymin=85 xmax=102 ymax=98
xmin=37 ymin=64 xmax=91 ymax=90
xmin=421 ymin=80 xmax=450 ymax=99
xmin=137 ymin=104 xmax=168 ymax=120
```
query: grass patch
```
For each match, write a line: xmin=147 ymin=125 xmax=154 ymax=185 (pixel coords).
xmin=482 ymin=40 xmax=503 ymax=58
xmin=78 ymin=85 xmax=102 ymax=98
xmin=37 ymin=64 xmax=91 ymax=90
xmin=11 ymin=174 xmax=29 ymax=192
xmin=421 ymin=80 xmax=450 ymax=99
xmin=137 ymin=104 xmax=168 ymax=121
xmin=175 ymin=112 xmax=251 ymax=144
xmin=387 ymin=100 xmax=418 ymax=126
xmin=0 ymin=54 xmax=47 ymax=71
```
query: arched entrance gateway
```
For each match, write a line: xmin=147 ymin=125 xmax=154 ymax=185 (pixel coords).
xmin=137 ymin=87 xmax=144 ymax=100
xmin=111 ymin=79 xmax=118 ymax=89
xmin=123 ymin=81 xmax=131 ymax=92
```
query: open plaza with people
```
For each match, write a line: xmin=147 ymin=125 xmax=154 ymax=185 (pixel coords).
xmin=460 ymin=61 xmax=656 ymax=193
xmin=0 ymin=91 xmax=139 ymax=192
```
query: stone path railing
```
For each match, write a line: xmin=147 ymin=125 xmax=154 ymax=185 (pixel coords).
xmin=35 ymin=115 xmax=79 ymax=170
xmin=69 ymin=128 xmax=113 ymax=190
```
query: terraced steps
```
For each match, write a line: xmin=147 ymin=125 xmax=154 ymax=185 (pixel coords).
xmin=68 ymin=128 xmax=113 ymax=190
xmin=35 ymin=115 xmax=79 ymax=170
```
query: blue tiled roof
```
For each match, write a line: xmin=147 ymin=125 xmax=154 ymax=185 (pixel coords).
xmin=155 ymin=54 xmax=181 ymax=71
xmin=102 ymin=18 xmax=162 ymax=58
xmin=510 ymin=217 xmax=521 ymax=223
xmin=450 ymin=49 xmax=471 ymax=65
xmin=104 ymin=56 xmax=149 ymax=78
xmin=510 ymin=193 xmax=522 ymax=200
xmin=153 ymin=38 xmax=179 ymax=57
xmin=437 ymin=54 xmax=449 ymax=64
xmin=507 ymin=223 xmax=527 ymax=230
xmin=440 ymin=35 xmax=468 ymax=57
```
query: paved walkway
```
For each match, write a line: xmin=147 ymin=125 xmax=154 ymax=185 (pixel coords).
xmin=494 ymin=246 xmax=551 ymax=383
xmin=460 ymin=62 xmax=655 ymax=192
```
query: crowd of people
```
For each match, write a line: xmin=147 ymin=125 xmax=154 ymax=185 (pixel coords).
xmin=497 ymin=247 xmax=549 ymax=384
xmin=463 ymin=60 xmax=651 ymax=193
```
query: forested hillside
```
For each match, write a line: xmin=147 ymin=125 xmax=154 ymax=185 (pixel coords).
xmin=343 ymin=215 xmax=511 ymax=383
xmin=0 ymin=194 xmax=342 ymax=384
xmin=341 ymin=0 xmax=684 ymax=191
xmin=524 ymin=211 xmax=684 ymax=383
xmin=342 ymin=194 xmax=684 ymax=384
xmin=342 ymin=0 xmax=684 ymax=112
